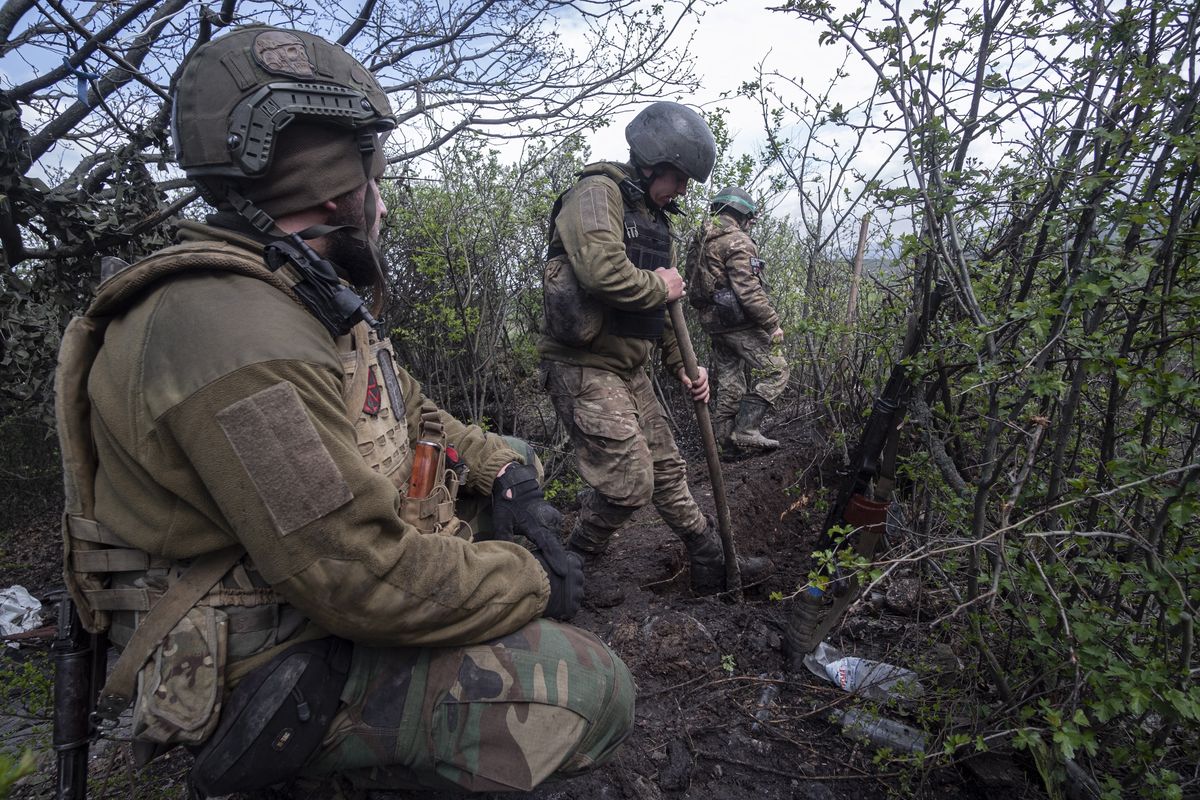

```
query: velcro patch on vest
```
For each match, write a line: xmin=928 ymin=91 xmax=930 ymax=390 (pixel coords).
xmin=577 ymin=185 xmax=611 ymax=233
xmin=750 ymin=256 xmax=766 ymax=274
xmin=217 ymin=382 xmax=353 ymax=536
xmin=363 ymin=366 xmax=382 ymax=416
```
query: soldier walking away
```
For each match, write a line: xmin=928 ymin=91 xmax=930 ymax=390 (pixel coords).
xmin=538 ymin=103 xmax=771 ymax=595
xmin=54 ymin=25 xmax=631 ymax=798
xmin=685 ymin=187 xmax=789 ymax=454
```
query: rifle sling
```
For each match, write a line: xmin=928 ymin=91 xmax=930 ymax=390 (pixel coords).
xmin=94 ymin=545 xmax=244 ymax=723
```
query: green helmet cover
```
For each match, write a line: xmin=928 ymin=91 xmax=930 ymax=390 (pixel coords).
xmin=172 ymin=26 xmax=395 ymax=186
xmin=710 ymin=186 xmax=757 ymax=217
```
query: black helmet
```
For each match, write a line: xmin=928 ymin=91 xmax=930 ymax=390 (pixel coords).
xmin=625 ymin=102 xmax=716 ymax=183
xmin=710 ymin=186 xmax=757 ymax=217
xmin=173 ymin=26 xmax=396 ymax=214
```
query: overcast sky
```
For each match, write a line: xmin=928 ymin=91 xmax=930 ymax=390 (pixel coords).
xmin=582 ymin=2 xmax=836 ymax=169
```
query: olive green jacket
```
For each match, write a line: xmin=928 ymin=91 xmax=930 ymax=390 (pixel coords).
xmin=537 ymin=161 xmax=685 ymax=377
xmin=86 ymin=223 xmax=549 ymax=648
xmin=696 ymin=212 xmax=780 ymax=334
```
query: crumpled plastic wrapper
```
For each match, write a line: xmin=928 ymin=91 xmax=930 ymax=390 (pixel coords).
xmin=803 ymin=640 xmax=924 ymax=702
xmin=0 ymin=585 xmax=43 ymax=646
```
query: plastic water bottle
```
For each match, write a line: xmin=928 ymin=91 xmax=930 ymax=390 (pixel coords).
xmin=830 ymin=707 xmax=926 ymax=753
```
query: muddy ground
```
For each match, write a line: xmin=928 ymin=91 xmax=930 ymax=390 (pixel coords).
xmin=0 ymin=419 xmax=1046 ymax=799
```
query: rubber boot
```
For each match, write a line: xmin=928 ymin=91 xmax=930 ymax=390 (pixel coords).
xmin=729 ymin=394 xmax=779 ymax=450
xmin=680 ymin=516 xmax=775 ymax=595
xmin=713 ymin=416 xmax=739 ymax=461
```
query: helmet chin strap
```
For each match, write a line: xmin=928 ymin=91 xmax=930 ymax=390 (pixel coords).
xmin=223 ymin=185 xmax=380 ymax=337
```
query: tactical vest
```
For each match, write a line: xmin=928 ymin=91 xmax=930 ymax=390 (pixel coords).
xmin=55 ymin=238 xmax=460 ymax=746
xmin=338 ymin=324 xmax=465 ymax=538
xmin=546 ymin=163 xmax=671 ymax=340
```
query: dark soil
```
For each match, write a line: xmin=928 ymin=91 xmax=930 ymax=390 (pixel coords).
xmin=1 ymin=421 xmax=1046 ymax=800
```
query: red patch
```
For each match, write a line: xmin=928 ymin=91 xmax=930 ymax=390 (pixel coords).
xmin=363 ymin=366 xmax=382 ymax=416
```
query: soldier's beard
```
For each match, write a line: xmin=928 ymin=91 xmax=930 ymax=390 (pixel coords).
xmin=325 ymin=193 xmax=382 ymax=288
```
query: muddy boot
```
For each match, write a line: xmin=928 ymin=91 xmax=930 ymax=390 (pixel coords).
xmin=712 ymin=416 xmax=737 ymax=460
xmin=567 ymin=521 xmax=626 ymax=609
xmin=729 ymin=394 xmax=779 ymax=450
xmin=567 ymin=518 xmax=609 ymax=565
xmin=680 ymin=516 xmax=775 ymax=595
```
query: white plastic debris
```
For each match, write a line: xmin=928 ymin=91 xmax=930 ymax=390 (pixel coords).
xmin=803 ymin=641 xmax=924 ymax=701
xmin=0 ymin=585 xmax=43 ymax=646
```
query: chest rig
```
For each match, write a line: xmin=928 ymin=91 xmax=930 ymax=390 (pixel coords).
xmin=339 ymin=322 xmax=466 ymax=538
xmin=546 ymin=163 xmax=673 ymax=340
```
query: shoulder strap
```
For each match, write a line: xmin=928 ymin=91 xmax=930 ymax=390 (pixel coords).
xmin=88 ymin=241 xmax=303 ymax=320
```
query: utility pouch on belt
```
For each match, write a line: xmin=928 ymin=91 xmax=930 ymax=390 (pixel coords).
xmin=189 ymin=637 xmax=352 ymax=798
xmin=712 ymin=286 xmax=747 ymax=327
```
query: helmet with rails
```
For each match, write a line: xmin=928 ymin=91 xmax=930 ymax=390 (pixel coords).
xmin=172 ymin=25 xmax=396 ymax=221
xmin=710 ymin=186 xmax=757 ymax=218
xmin=624 ymin=102 xmax=716 ymax=183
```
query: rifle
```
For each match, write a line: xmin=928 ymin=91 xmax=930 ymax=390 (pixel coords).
xmin=52 ymin=594 xmax=108 ymax=800
xmin=784 ymin=283 xmax=944 ymax=669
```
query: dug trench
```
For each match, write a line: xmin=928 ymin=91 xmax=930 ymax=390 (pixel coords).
xmin=1 ymin=422 xmax=1044 ymax=799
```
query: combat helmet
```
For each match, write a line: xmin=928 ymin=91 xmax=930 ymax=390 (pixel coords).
xmin=710 ymin=186 xmax=757 ymax=218
xmin=172 ymin=25 xmax=396 ymax=225
xmin=625 ymin=102 xmax=716 ymax=183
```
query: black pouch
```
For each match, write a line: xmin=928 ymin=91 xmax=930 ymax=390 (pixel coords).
xmin=713 ymin=287 xmax=747 ymax=327
xmin=189 ymin=637 xmax=352 ymax=798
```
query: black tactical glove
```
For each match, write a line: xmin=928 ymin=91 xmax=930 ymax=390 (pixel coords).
xmin=531 ymin=544 xmax=584 ymax=620
xmin=492 ymin=463 xmax=583 ymax=620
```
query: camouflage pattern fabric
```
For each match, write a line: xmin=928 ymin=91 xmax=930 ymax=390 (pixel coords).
xmin=300 ymin=619 xmax=634 ymax=792
xmin=131 ymin=607 xmax=227 ymax=745
xmin=541 ymin=361 xmax=706 ymax=553
xmin=711 ymin=327 xmax=790 ymax=426
xmin=692 ymin=213 xmax=780 ymax=335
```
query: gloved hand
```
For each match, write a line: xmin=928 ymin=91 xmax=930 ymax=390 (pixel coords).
xmin=492 ymin=463 xmax=583 ymax=620
xmin=532 ymin=544 xmax=584 ymax=620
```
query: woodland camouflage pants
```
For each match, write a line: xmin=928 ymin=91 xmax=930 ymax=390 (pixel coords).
xmin=710 ymin=328 xmax=790 ymax=425
xmin=540 ymin=361 xmax=707 ymax=552
xmin=300 ymin=619 xmax=635 ymax=792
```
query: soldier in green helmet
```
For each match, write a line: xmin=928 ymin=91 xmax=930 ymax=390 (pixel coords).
xmin=538 ymin=103 xmax=772 ymax=594
xmin=54 ymin=25 xmax=631 ymax=796
xmin=685 ymin=186 xmax=789 ymax=452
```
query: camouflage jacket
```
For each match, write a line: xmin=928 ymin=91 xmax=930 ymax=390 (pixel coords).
xmin=693 ymin=213 xmax=780 ymax=334
xmin=537 ymin=161 xmax=685 ymax=378
xmin=83 ymin=222 xmax=549 ymax=650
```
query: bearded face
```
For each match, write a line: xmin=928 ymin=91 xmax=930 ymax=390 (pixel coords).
xmin=325 ymin=183 xmax=385 ymax=288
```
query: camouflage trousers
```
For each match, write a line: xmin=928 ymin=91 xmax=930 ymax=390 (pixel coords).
xmin=301 ymin=619 xmax=635 ymax=792
xmin=540 ymin=361 xmax=706 ymax=553
xmin=710 ymin=328 xmax=789 ymax=425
